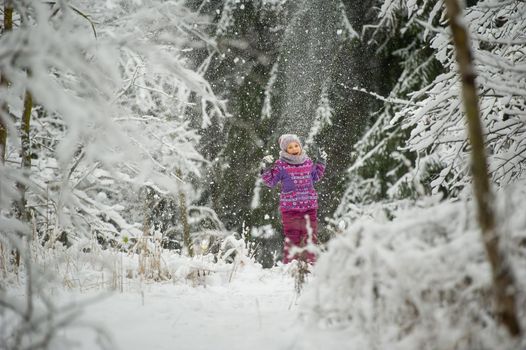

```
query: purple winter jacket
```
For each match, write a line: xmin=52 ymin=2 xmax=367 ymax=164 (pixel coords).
xmin=261 ymin=158 xmax=325 ymax=212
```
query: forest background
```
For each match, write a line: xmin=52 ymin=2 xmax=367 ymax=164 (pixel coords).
xmin=2 ymin=0 xmax=526 ymax=349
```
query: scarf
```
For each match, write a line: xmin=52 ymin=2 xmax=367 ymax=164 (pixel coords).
xmin=279 ymin=150 xmax=308 ymax=165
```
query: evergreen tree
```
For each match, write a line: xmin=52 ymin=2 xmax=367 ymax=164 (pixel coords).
xmin=334 ymin=0 xmax=445 ymax=223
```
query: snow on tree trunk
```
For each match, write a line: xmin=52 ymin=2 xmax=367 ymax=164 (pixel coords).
xmin=15 ymin=90 xmax=32 ymax=223
xmin=444 ymin=0 xmax=521 ymax=337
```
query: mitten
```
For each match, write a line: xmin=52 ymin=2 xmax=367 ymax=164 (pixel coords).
xmin=260 ymin=154 xmax=274 ymax=173
xmin=317 ymin=149 xmax=328 ymax=165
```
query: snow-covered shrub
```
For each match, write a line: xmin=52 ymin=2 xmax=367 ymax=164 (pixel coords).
xmin=0 ymin=1 xmax=226 ymax=348
xmin=0 ymin=0 xmax=226 ymax=251
xmin=301 ymin=185 xmax=526 ymax=349
xmin=0 ymin=236 xmax=116 ymax=350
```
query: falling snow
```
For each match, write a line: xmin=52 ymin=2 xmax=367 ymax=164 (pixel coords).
xmin=2 ymin=1 xmax=526 ymax=350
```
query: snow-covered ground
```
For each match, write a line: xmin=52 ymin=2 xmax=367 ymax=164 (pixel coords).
xmin=59 ymin=263 xmax=347 ymax=350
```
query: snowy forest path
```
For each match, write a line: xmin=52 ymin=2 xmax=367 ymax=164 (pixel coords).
xmin=68 ymin=264 xmax=334 ymax=350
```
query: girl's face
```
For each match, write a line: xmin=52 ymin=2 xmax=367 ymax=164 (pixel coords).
xmin=286 ymin=142 xmax=301 ymax=155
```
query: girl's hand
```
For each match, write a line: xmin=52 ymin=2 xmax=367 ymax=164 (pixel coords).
xmin=262 ymin=155 xmax=274 ymax=164
xmin=260 ymin=155 xmax=274 ymax=172
xmin=318 ymin=149 xmax=327 ymax=164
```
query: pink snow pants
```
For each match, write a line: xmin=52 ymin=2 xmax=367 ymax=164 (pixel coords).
xmin=281 ymin=209 xmax=318 ymax=264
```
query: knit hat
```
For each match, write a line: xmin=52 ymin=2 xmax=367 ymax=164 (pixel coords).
xmin=278 ymin=134 xmax=302 ymax=151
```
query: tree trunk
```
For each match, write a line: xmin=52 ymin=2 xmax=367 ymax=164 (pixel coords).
xmin=444 ymin=0 xmax=521 ymax=337
xmin=0 ymin=0 xmax=13 ymax=163
xmin=15 ymin=90 xmax=33 ymax=222
xmin=3 ymin=0 xmax=12 ymax=30
xmin=176 ymin=169 xmax=193 ymax=257
xmin=139 ymin=186 xmax=153 ymax=277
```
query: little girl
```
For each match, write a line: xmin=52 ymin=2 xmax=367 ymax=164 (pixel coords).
xmin=260 ymin=134 xmax=327 ymax=264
